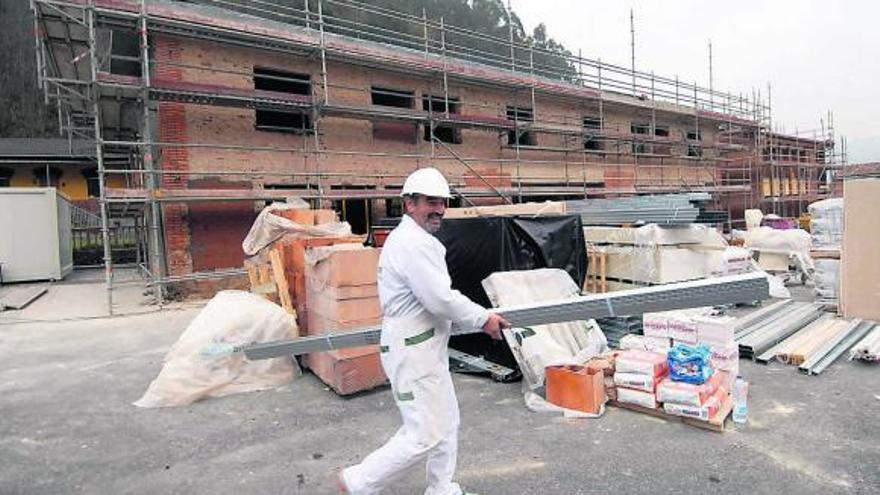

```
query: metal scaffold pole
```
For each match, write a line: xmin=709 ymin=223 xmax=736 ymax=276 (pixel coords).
xmin=87 ymin=0 xmax=114 ymax=315
xmin=140 ymin=0 xmax=165 ymax=304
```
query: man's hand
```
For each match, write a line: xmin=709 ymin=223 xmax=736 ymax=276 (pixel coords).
xmin=482 ymin=312 xmax=510 ymax=340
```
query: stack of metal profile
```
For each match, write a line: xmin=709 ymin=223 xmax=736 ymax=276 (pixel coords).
xmin=596 ymin=316 xmax=643 ymax=348
xmin=736 ymin=301 xmax=825 ymax=359
xmin=243 ymin=272 xmax=769 ymax=360
xmin=565 ymin=193 xmax=727 ymax=226
xmin=799 ymin=320 xmax=875 ymax=375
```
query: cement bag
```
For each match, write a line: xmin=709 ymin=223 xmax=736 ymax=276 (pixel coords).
xmin=242 ymin=202 xmax=353 ymax=255
xmin=134 ymin=291 xmax=300 ymax=408
xmin=482 ymin=269 xmax=607 ymax=418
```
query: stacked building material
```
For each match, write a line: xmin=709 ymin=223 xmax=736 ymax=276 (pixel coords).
xmin=566 ymin=193 xmax=728 ymax=226
xmin=583 ymin=224 xmax=750 ymax=290
xmin=303 ymin=244 xmax=387 ymax=395
xmin=642 ymin=308 xmax=738 ymax=390
xmin=613 ymin=350 xmax=668 ymax=409
xmin=808 ymin=198 xmax=843 ymax=308
xmin=849 ymin=325 xmax=880 ymax=362
xmin=736 ymin=302 xmax=825 ymax=359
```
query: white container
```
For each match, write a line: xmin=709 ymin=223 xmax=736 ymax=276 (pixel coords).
xmin=0 ymin=188 xmax=73 ymax=282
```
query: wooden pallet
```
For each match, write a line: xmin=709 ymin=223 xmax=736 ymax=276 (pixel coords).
xmin=244 ymin=247 xmax=295 ymax=318
xmin=610 ymin=395 xmax=734 ymax=433
xmin=584 ymin=247 xmax=607 ymax=293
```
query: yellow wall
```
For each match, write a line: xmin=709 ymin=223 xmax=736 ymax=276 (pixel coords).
xmin=5 ymin=165 xmax=125 ymax=200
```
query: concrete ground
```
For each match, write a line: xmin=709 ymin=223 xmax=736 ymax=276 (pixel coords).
xmin=0 ymin=274 xmax=878 ymax=494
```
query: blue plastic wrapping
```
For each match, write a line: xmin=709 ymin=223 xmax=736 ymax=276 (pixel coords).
xmin=667 ymin=344 xmax=714 ymax=384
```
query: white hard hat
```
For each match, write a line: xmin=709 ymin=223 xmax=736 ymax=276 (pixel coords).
xmin=400 ymin=167 xmax=451 ymax=198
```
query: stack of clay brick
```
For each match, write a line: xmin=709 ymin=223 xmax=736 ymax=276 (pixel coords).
xmin=303 ymin=244 xmax=388 ymax=395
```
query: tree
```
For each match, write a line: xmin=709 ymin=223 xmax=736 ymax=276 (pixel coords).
xmin=0 ymin=0 xmax=58 ymax=137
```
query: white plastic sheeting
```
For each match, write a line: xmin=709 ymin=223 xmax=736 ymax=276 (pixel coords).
xmin=808 ymin=198 xmax=843 ymax=248
xmin=482 ymin=269 xmax=608 ymax=418
xmin=241 ymin=202 xmax=352 ymax=256
xmin=134 ymin=291 xmax=300 ymax=408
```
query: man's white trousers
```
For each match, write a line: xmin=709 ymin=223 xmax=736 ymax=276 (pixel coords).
xmin=342 ymin=315 xmax=462 ymax=495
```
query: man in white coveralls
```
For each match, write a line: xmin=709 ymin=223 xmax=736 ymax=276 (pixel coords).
xmin=339 ymin=167 xmax=509 ymax=495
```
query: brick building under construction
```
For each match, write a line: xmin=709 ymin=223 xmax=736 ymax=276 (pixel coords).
xmin=30 ymin=0 xmax=838 ymax=297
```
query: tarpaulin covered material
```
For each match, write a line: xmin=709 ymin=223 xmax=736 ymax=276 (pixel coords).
xmin=436 ymin=215 xmax=587 ymax=368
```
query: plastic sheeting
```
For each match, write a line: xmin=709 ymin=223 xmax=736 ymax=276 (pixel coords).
xmin=482 ymin=268 xmax=607 ymax=417
xmin=242 ymin=202 xmax=352 ymax=255
xmin=808 ymin=198 xmax=843 ymax=248
xmin=437 ymin=215 xmax=587 ymax=367
xmin=134 ymin=291 xmax=300 ymax=408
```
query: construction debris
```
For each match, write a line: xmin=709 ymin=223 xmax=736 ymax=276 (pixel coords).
xmin=848 ymin=325 xmax=880 ymax=362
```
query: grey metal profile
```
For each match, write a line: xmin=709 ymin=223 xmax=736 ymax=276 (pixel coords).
xmin=753 ymin=313 xmax=835 ymax=364
xmin=800 ymin=321 xmax=876 ymax=375
xmin=737 ymin=302 xmax=824 ymax=359
xmin=244 ymin=272 xmax=769 ymax=360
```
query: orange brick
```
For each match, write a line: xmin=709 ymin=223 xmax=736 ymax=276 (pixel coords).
xmin=307 ymin=246 xmax=379 ymax=287
xmin=306 ymin=345 xmax=387 ymax=395
xmin=272 ymin=208 xmax=314 ymax=225
xmin=309 ymin=292 xmax=381 ymax=323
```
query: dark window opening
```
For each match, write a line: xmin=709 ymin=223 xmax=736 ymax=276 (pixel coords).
xmin=0 ymin=167 xmax=12 ymax=187
xmin=507 ymin=106 xmax=535 ymax=146
xmin=371 ymin=87 xmax=414 ymax=108
xmin=255 ymin=109 xmax=312 ymax=133
xmin=331 ymin=185 xmax=375 ymax=235
xmin=34 ymin=166 xmax=63 ymax=187
xmin=654 ymin=126 xmax=669 ymax=137
xmin=423 ymin=95 xmax=462 ymax=144
xmin=686 ymin=130 xmax=702 ymax=157
xmin=631 ymin=123 xmax=650 ymax=154
xmin=82 ymin=168 xmax=100 ymax=197
xmin=254 ymin=67 xmax=311 ymax=95
xmin=108 ymin=29 xmax=141 ymax=77
xmin=583 ymin=116 xmax=602 ymax=150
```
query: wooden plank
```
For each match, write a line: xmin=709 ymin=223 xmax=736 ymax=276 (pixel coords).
xmin=269 ymin=248 xmax=296 ymax=319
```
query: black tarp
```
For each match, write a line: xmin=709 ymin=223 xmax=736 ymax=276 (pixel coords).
xmin=436 ymin=215 xmax=587 ymax=369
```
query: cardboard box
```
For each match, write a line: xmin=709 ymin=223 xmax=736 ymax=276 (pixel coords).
xmin=308 ymin=246 xmax=379 ymax=287
xmin=667 ymin=316 xmax=698 ymax=343
xmin=306 ymin=345 xmax=387 ymax=395
xmin=545 ymin=365 xmax=605 ymax=414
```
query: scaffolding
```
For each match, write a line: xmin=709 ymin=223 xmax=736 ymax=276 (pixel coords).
xmin=31 ymin=0 xmax=838 ymax=313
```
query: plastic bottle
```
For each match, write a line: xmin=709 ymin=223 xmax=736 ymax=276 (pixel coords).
xmin=732 ymin=377 xmax=749 ymax=425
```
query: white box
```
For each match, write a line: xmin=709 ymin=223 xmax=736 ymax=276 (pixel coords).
xmin=617 ymin=387 xmax=658 ymax=409
xmin=643 ymin=313 xmax=669 ymax=338
xmin=709 ymin=342 xmax=739 ymax=371
xmin=0 ymin=188 xmax=72 ymax=282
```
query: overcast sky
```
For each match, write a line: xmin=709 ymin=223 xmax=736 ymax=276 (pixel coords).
xmin=509 ymin=0 xmax=880 ymax=163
